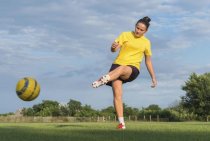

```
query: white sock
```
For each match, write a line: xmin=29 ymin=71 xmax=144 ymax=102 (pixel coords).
xmin=118 ymin=117 xmax=125 ymax=125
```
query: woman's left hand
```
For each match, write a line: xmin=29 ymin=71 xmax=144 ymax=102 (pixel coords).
xmin=151 ymin=78 xmax=157 ymax=88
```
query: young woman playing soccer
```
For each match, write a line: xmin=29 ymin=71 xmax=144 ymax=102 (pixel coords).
xmin=92 ymin=16 xmax=157 ymax=129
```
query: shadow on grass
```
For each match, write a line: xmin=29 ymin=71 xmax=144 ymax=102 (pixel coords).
xmin=0 ymin=125 xmax=209 ymax=141
xmin=55 ymin=124 xmax=87 ymax=128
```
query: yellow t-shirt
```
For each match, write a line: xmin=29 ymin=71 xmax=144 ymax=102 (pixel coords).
xmin=113 ymin=31 xmax=152 ymax=70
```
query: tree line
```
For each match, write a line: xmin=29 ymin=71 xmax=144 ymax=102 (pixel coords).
xmin=21 ymin=99 xmax=181 ymax=121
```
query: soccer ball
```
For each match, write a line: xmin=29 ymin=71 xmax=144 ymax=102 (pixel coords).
xmin=16 ymin=77 xmax=41 ymax=101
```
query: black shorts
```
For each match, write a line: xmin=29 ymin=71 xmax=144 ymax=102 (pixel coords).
xmin=106 ymin=64 xmax=140 ymax=86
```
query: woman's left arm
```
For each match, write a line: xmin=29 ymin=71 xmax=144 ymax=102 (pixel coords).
xmin=145 ymin=55 xmax=157 ymax=88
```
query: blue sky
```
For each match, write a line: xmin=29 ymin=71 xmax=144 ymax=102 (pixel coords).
xmin=1 ymin=0 xmax=210 ymax=113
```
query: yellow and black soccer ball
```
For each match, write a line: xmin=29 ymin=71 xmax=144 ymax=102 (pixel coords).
xmin=16 ymin=77 xmax=41 ymax=101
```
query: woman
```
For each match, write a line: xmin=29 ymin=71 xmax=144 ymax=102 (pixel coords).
xmin=92 ymin=16 xmax=157 ymax=129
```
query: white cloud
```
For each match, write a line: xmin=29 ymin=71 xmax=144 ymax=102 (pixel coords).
xmin=166 ymin=36 xmax=192 ymax=49
xmin=181 ymin=17 xmax=210 ymax=37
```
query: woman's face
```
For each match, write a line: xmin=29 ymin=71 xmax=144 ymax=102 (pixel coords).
xmin=134 ymin=22 xmax=147 ymax=37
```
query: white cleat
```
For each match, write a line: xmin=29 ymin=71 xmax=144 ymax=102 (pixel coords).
xmin=92 ymin=75 xmax=110 ymax=88
xmin=92 ymin=80 xmax=103 ymax=88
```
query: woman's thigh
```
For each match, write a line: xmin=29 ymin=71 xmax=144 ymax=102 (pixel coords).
xmin=119 ymin=66 xmax=132 ymax=80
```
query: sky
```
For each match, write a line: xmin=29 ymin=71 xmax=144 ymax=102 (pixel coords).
xmin=1 ymin=0 xmax=210 ymax=113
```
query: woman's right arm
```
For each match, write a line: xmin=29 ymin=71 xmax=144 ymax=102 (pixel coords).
xmin=111 ymin=42 xmax=121 ymax=52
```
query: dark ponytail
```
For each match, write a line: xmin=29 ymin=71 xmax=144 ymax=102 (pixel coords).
xmin=136 ymin=16 xmax=151 ymax=30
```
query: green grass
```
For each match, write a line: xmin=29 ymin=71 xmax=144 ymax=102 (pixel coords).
xmin=0 ymin=122 xmax=210 ymax=141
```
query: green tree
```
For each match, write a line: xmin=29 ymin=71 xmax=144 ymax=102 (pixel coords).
xmin=76 ymin=105 xmax=98 ymax=117
xmin=181 ymin=72 xmax=210 ymax=119
xmin=32 ymin=100 xmax=60 ymax=116
xmin=139 ymin=104 xmax=161 ymax=119
xmin=67 ymin=99 xmax=82 ymax=116
xmin=145 ymin=104 xmax=161 ymax=111
xmin=124 ymin=107 xmax=139 ymax=117
xmin=59 ymin=105 xmax=69 ymax=116
xmin=22 ymin=108 xmax=35 ymax=116
xmin=100 ymin=106 xmax=116 ymax=117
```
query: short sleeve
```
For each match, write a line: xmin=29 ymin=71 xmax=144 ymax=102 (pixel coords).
xmin=114 ymin=32 xmax=127 ymax=46
xmin=144 ymin=40 xmax=152 ymax=56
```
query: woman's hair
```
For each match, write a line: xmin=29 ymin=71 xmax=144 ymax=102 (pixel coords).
xmin=136 ymin=16 xmax=151 ymax=30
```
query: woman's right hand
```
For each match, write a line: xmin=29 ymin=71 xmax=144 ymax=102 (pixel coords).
xmin=111 ymin=42 xmax=120 ymax=52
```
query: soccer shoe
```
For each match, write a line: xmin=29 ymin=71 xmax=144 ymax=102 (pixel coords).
xmin=92 ymin=80 xmax=103 ymax=88
xmin=117 ymin=123 xmax=126 ymax=129
xmin=92 ymin=75 xmax=110 ymax=88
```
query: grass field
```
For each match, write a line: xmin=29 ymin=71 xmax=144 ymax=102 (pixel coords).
xmin=0 ymin=122 xmax=209 ymax=141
